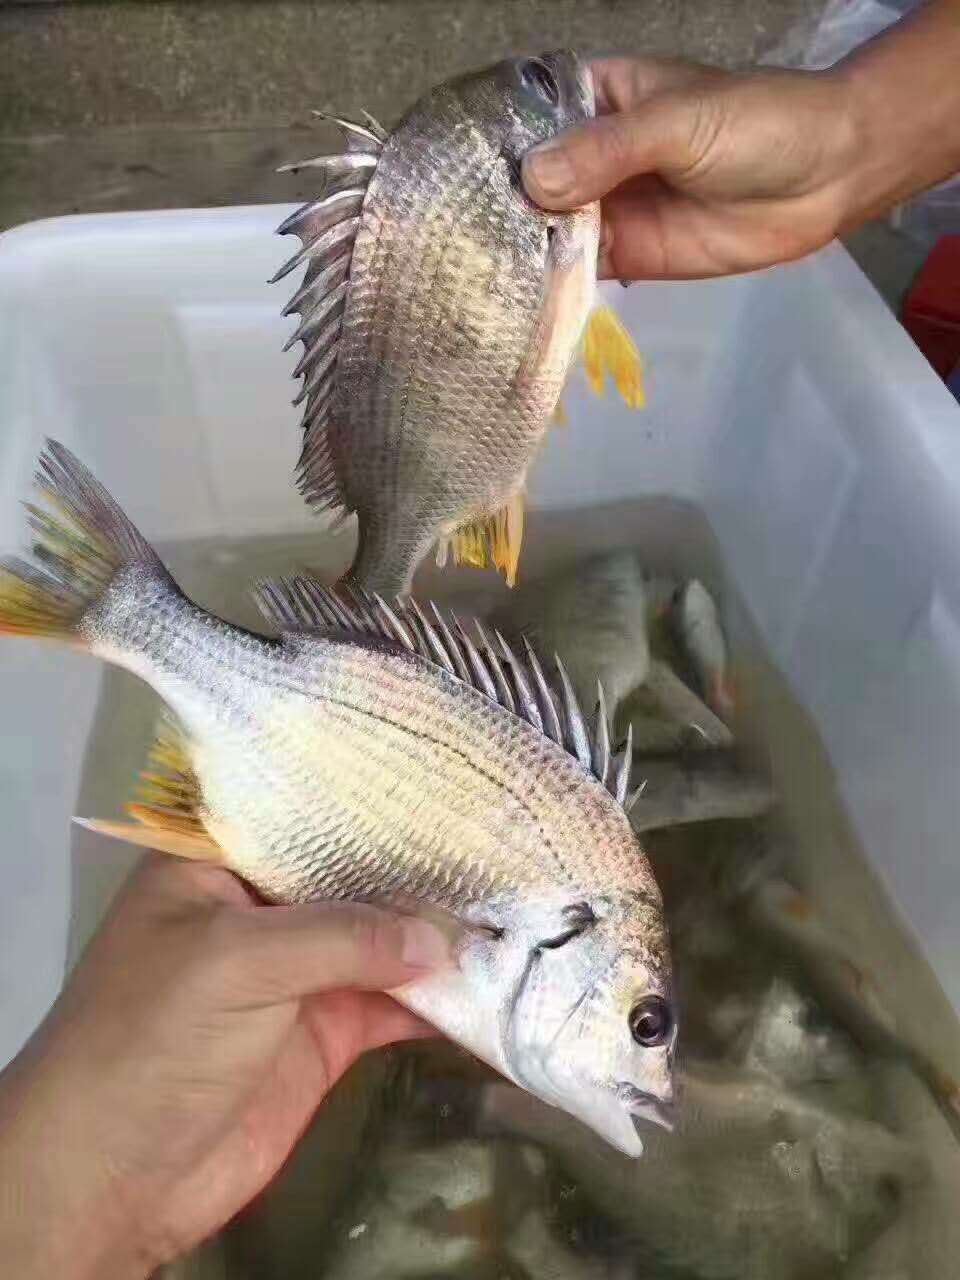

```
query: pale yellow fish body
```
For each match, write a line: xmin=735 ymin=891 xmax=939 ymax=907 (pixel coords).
xmin=0 ymin=442 xmax=674 ymax=1157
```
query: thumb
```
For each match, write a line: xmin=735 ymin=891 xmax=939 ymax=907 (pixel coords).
xmin=215 ymin=900 xmax=455 ymax=1009
xmin=522 ymin=95 xmax=708 ymax=210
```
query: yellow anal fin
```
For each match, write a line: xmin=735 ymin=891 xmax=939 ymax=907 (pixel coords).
xmin=450 ymin=520 xmax=489 ymax=572
xmin=132 ymin=716 xmax=204 ymax=825
xmin=74 ymin=818 xmax=223 ymax=863
xmin=78 ymin=714 xmax=222 ymax=863
xmin=449 ymin=492 xmax=525 ymax=588
xmin=499 ymin=491 xmax=525 ymax=588
xmin=550 ymin=398 xmax=568 ymax=428
xmin=583 ymin=306 xmax=645 ymax=410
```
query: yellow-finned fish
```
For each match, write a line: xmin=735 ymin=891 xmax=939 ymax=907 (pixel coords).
xmin=273 ymin=50 xmax=643 ymax=595
xmin=0 ymin=441 xmax=673 ymax=1156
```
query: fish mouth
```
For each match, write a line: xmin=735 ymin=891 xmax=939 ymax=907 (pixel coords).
xmin=618 ymin=1083 xmax=675 ymax=1134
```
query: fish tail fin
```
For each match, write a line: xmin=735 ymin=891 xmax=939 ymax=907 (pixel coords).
xmin=0 ymin=439 xmax=164 ymax=646
xmin=583 ymin=306 xmax=645 ymax=410
xmin=447 ymin=492 xmax=525 ymax=588
xmin=77 ymin=715 xmax=223 ymax=864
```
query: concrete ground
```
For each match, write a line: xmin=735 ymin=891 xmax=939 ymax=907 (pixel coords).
xmin=0 ymin=0 xmax=927 ymax=305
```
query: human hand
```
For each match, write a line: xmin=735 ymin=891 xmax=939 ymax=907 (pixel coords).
xmin=0 ymin=855 xmax=451 ymax=1278
xmin=523 ymin=56 xmax=861 ymax=279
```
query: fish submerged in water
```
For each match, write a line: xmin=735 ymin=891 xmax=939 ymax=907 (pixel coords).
xmin=0 ymin=441 xmax=673 ymax=1156
xmin=490 ymin=550 xmax=652 ymax=733
xmin=670 ymin=579 xmax=735 ymax=722
xmin=273 ymin=51 xmax=644 ymax=595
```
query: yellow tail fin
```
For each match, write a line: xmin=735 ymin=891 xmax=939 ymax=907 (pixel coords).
xmin=0 ymin=440 xmax=161 ymax=642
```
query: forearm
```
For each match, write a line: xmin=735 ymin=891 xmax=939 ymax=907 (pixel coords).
xmin=0 ymin=1054 xmax=150 ymax=1280
xmin=837 ymin=0 xmax=960 ymax=228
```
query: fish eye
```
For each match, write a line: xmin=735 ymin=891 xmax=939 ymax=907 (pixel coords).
xmin=520 ymin=58 xmax=561 ymax=107
xmin=629 ymin=995 xmax=672 ymax=1047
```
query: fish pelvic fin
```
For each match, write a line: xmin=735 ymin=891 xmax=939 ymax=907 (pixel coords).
xmin=81 ymin=715 xmax=223 ymax=863
xmin=0 ymin=440 xmax=164 ymax=644
xmin=583 ymin=306 xmax=645 ymax=410
xmin=446 ymin=493 xmax=525 ymax=588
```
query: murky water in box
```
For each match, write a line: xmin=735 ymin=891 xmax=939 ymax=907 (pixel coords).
xmin=71 ymin=500 xmax=960 ymax=1279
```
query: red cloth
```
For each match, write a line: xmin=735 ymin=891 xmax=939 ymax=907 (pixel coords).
xmin=902 ymin=235 xmax=960 ymax=380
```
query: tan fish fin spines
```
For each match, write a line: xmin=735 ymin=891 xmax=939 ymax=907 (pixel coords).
xmin=273 ymin=113 xmax=384 ymax=519
xmin=0 ymin=439 xmax=163 ymax=643
xmin=583 ymin=307 xmax=645 ymax=410
xmin=440 ymin=493 xmax=525 ymax=588
xmin=254 ymin=576 xmax=633 ymax=808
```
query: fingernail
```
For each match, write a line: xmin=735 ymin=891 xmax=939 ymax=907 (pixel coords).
xmin=401 ymin=918 xmax=454 ymax=968
xmin=523 ymin=142 xmax=575 ymax=200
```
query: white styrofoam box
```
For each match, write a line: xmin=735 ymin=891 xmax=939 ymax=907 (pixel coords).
xmin=2 ymin=206 xmax=960 ymax=1068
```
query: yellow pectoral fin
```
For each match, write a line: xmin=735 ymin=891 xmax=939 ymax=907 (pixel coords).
xmin=550 ymin=398 xmax=569 ymax=428
xmin=74 ymin=818 xmax=223 ymax=863
xmin=583 ymin=306 xmax=645 ymax=410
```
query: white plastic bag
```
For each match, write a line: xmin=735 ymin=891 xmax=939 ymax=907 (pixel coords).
xmin=762 ymin=0 xmax=911 ymax=70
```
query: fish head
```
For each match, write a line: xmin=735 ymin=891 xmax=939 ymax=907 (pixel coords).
xmin=496 ymin=889 xmax=676 ymax=1158
xmin=444 ymin=50 xmax=595 ymax=152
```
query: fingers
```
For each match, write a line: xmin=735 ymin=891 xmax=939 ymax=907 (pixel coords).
xmin=117 ymin=858 xmax=456 ymax=1011
xmin=591 ymin=56 xmax=727 ymax=113
xmin=596 ymin=178 xmax=678 ymax=280
xmin=299 ymin=991 xmax=438 ymax=1109
xmin=126 ymin=851 xmax=255 ymax=911
xmin=212 ymin=900 xmax=456 ymax=1009
xmin=523 ymin=93 xmax=714 ymax=210
xmin=302 ymin=990 xmax=436 ymax=1065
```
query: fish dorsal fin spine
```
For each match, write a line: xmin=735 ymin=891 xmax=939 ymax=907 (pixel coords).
xmin=254 ymin=577 xmax=623 ymax=806
xmin=274 ymin=114 xmax=384 ymax=518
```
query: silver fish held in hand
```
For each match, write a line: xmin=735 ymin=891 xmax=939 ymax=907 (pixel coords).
xmin=274 ymin=51 xmax=644 ymax=595
xmin=0 ymin=440 xmax=673 ymax=1157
